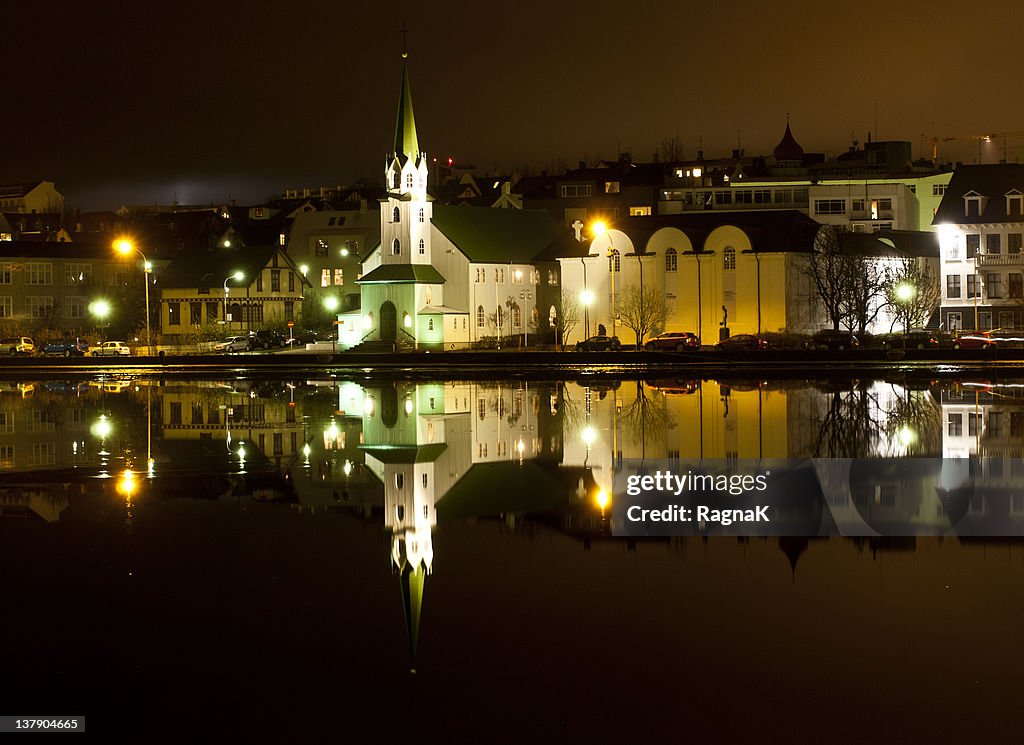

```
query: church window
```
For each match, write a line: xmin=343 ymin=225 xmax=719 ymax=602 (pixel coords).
xmin=418 ymin=238 xmax=425 ymax=254
xmin=393 ymin=206 xmax=400 ymax=222
xmin=724 ymin=247 xmax=736 ymax=270
xmin=406 ymin=173 xmax=414 ymax=189
xmin=665 ymin=248 xmax=677 ymax=272
xmin=392 ymin=238 xmax=401 ymax=255
xmin=425 ymin=287 xmax=432 ymax=304
xmin=477 ymin=305 xmax=485 ymax=327
xmin=513 ymin=304 xmax=521 ymax=327
xmin=396 ymin=474 xmax=404 ymax=489
xmin=608 ymin=249 xmax=620 ymax=272
xmin=393 ymin=172 xmax=400 ymax=189
xmin=418 ymin=207 xmax=424 ymax=223
xmin=428 ymin=318 xmax=434 ymax=330
xmin=422 ymin=474 xmax=428 ymax=488
xmin=396 ymin=505 xmax=404 ymax=520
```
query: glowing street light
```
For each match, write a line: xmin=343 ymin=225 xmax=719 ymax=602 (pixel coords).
xmin=114 ymin=238 xmax=152 ymax=354
xmin=896 ymin=281 xmax=917 ymax=347
xmin=323 ymin=295 xmax=340 ymax=312
xmin=224 ymin=271 xmax=244 ymax=327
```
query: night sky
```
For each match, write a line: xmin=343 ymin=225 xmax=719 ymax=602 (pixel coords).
xmin=5 ymin=0 xmax=1021 ymax=210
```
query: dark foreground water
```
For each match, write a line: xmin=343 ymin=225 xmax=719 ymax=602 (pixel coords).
xmin=1 ymin=376 xmax=1022 ymax=742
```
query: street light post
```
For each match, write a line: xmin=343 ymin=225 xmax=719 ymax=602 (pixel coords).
xmin=896 ymin=281 xmax=917 ymax=350
xmin=592 ymin=221 xmax=616 ymax=339
xmin=114 ymin=239 xmax=151 ymax=355
xmin=224 ymin=271 xmax=244 ymax=330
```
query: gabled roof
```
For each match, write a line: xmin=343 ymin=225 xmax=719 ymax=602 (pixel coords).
xmin=933 ymin=164 xmax=1024 ymax=225
xmin=0 ymin=181 xmax=44 ymax=198
xmin=431 ymin=204 xmax=570 ymax=263
xmin=357 ymin=263 xmax=445 ymax=284
xmin=156 ymin=244 xmax=307 ymax=290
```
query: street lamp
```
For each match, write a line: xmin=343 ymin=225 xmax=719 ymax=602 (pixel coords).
xmin=896 ymin=281 xmax=917 ymax=348
xmin=114 ymin=238 xmax=152 ymax=354
xmin=324 ymin=295 xmax=340 ymax=351
xmin=592 ymin=221 xmax=616 ymax=338
xmin=89 ymin=299 xmax=111 ymax=340
xmin=224 ymin=271 xmax=244 ymax=329
xmin=580 ymin=288 xmax=595 ymax=346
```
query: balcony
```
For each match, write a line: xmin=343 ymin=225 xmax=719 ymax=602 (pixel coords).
xmin=976 ymin=252 xmax=1024 ymax=266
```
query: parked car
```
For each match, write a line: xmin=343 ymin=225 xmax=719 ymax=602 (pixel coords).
xmin=883 ymin=331 xmax=939 ymax=350
xmin=715 ymin=334 xmax=769 ymax=351
xmin=644 ymin=331 xmax=700 ymax=351
xmin=214 ymin=335 xmax=251 ymax=353
xmin=807 ymin=329 xmax=859 ymax=350
xmin=88 ymin=341 xmax=132 ymax=356
xmin=0 ymin=336 xmax=34 ymax=355
xmin=575 ymin=335 xmax=621 ymax=351
xmin=250 ymin=329 xmax=286 ymax=349
xmin=949 ymin=332 xmax=996 ymax=350
xmin=42 ymin=338 xmax=89 ymax=357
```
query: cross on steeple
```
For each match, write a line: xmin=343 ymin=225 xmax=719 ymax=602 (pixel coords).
xmin=400 ymin=23 xmax=410 ymax=58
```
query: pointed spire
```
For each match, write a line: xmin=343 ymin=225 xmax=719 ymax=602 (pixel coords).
xmin=400 ymin=563 xmax=426 ymax=671
xmin=393 ymin=58 xmax=420 ymax=165
xmin=773 ymin=116 xmax=804 ymax=162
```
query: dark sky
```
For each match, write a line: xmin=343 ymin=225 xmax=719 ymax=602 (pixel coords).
xmin=5 ymin=0 xmax=1022 ymax=210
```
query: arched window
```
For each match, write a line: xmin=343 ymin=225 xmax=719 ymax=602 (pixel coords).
xmin=497 ymin=306 xmax=505 ymax=328
xmin=393 ymin=171 xmax=400 ymax=189
xmin=665 ymin=248 xmax=677 ymax=272
xmin=428 ymin=318 xmax=434 ymax=330
xmin=418 ymin=207 xmax=425 ymax=223
xmin=513 ymin=304 xmax=521 ymax=327
xmin=477 ymin=305 xmax=485 ymax=327
xmin=724 ymin=247 xmax=736 ymax=270
xmin=392 ymin=206 xmax=400 ymax=222
xmin=396 ymin=505 xmax=404 ymax=520
xmin=425 ymin=287 xmax=432 ymax=305
xmin=609 ymin=249 xmax=620 ymax=272
xmin=396 ymin=474 xmax=404 ymax=489
xmin=392 ymin=238 xmax=401 ymax=255
xmin=406 ymin=173 xmax=414 ymax=189
xmin=418 ymin=238 xmax=425 ymax=254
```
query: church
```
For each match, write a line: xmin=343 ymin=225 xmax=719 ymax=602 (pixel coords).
xmin=338 ymin=56 xmax=578 ymax=350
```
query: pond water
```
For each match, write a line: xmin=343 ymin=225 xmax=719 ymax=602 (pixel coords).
xmin=1 ymin=375 xmax=1021 ymax=740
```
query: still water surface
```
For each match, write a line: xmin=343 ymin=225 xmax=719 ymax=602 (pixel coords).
xmin=1 ymin=376 xmax=1022 ymax=741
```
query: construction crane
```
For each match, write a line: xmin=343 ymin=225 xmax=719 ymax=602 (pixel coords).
xmin=922 ymin=128 xmax=1024 ymax=164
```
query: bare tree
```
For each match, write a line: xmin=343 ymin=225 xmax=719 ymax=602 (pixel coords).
xmin=805 ymin=226 xmax=889 ymax=333
xmin=658 ymin=135 xmax=685 ymax=163
xmin=805 ymin=226 xmax=851 ymax=330
xmin=619 ymin=284 xmax=671 ymax=347
xmin=884 ymin=258 xmax=941 ymax=332
xmin=552 ymin=289 xmax=582 ymax=350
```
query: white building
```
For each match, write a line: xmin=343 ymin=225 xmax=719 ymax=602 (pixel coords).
xmin=934 ymin=164 xmax=1024 ymax=331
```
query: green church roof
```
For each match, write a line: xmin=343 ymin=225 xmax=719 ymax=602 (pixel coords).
xmin=431 ymin=204 xmax=570 ymax=264
xmin=393 ymin=60 xmax=419 ymax=165
xmin=357 ymin=264 xmax=446 ymax=284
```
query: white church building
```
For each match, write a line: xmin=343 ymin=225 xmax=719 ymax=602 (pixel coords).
xmin=338 ymin=57 xmax=574 ymax=350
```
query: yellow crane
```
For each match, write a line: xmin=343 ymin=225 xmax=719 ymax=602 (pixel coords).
xmin=923 ymin=128 xmax=1024 ymax=164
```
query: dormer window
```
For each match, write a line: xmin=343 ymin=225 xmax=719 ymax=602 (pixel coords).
xmin=1007 ymin=191 xmax=1023 ymax=217
xmin=964 ymin=192 xmax=984 ymax=218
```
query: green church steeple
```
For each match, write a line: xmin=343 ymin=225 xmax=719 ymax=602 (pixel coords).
xmin=393 ymin=56 xmax=420 ymax=165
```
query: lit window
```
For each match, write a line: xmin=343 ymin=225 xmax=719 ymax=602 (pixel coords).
xmin=723 ymin=247 xmax=736 ymax=270
xmin=321 ymin=269 xmax=331 ymax=287
xmin=334 ymin=269 xmax=343 ymax=286
xmin=608 ymin=249 xmax=620 ymax=272
xmin=665 ymin=248 xmax=677 ymax=272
